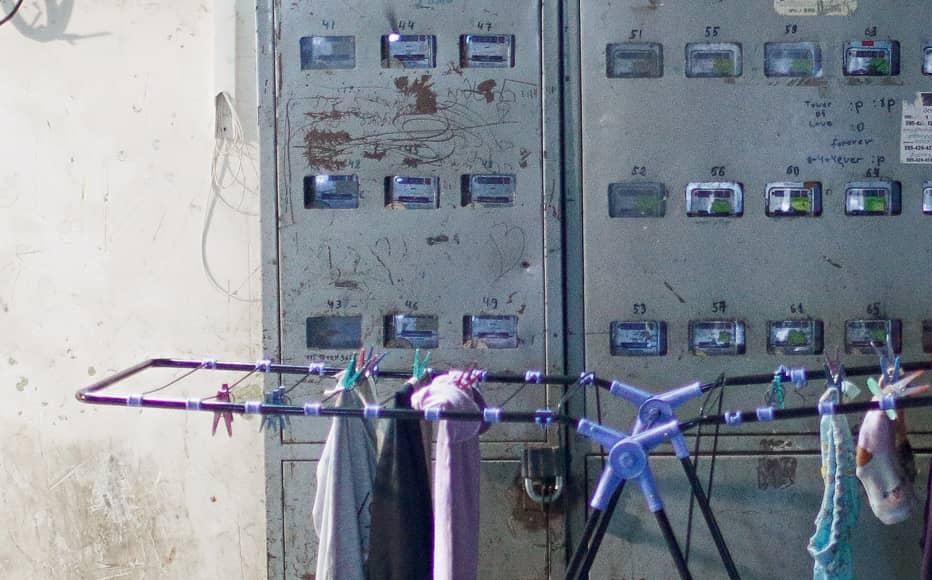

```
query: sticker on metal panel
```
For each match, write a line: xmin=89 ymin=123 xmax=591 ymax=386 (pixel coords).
xmin=901 ymin=93 xmax=932 ymax=164
xmin=773 ymin=0 xmax=856 ymax=16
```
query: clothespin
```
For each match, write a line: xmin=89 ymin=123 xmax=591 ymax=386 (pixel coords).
xmin=453 ymin=366 xmax=480 ymax=390
xmin=824 ymin=350 xmax=845 ymax=388
xmin=824 ymin=350 xmax=860 ymax=401
xmin=339 ymin=353 xmax=366 ymax=391
xmin=408 ymin=349 xmax=432 ymax=385
xmin=867 ymin=371 xmax=929 ymax=420
xmin=871 ymin=338 xmax=902 ymax=384
xmin=260 ymin=385 xmax=291 ymax=432
xmin=766 ymin=370 xmax=786 ymax=409
xmin=211 ymin=383 xmax=234 ymax=437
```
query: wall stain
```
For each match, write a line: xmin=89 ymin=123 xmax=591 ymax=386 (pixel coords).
xmin=15 ymin=376 xmax=28 ymax=392
xmin=394 ymin=75 xmax=438 ymax=114
xmin=4 ymin=440 xmax=197 ymax=578
xmin=304 ymin=129 xmax=352 ymax=171
xmin=476 ymin=79 xmax=497 ymax=103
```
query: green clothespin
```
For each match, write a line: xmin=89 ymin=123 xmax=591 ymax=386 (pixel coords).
xmin=865 ymin=376 xmax=896 ymax=420
xmin=340 ymin=354 xmax=365 ymax=391
xmin=841 ymin=380 xmax=861 ymax=402
xmin=766 ymin=371 xmax=786 ymax=409
xmin=411 ymin=349 xmax=432 ymax=383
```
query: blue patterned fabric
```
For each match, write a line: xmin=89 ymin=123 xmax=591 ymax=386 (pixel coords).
xmin=807 ymin=388 xmax=860 ymax=580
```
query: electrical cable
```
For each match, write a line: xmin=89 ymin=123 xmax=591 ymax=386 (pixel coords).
xmin=0 ymin=0 xmax=24 ymax=27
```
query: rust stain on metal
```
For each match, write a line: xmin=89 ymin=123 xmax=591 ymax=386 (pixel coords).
xmin=477 ymin=79 xmax=497 ymax=103
xmin=505 ymin=474 xmax=564 ymax=536
xmin=394 ymin=75 xmax=438 ymax=114
xmin=505 ymin=475 xmax=549 ymax=533
xmin=304 ymin=129 xmax=352 ymax=171
xmin=403 ymin=157 xmax=421 ymax=167
xmin=632 ymin=0 xmax=663 ymax=11
xmin=363 ymin=148 xmax=387 ymax=160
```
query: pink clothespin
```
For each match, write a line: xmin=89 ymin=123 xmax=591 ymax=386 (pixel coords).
xmin=211 ymin=383 xmax=234 ymax=437
xmin=454 ymin=366 xmax=480 ymax=390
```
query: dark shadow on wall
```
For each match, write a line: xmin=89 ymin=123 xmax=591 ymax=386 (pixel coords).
xmin=9 ymin=0 xmax=108 ymax=43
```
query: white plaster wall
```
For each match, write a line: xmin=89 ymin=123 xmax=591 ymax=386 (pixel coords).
xmin=0 ymin=1 xmax=266 ymax=578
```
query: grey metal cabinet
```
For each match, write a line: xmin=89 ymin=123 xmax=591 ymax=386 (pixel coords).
xmin=259 ymin=1 xmax=566 ymax=578
xmin=261 ymin=0 xmax=932 ymax=577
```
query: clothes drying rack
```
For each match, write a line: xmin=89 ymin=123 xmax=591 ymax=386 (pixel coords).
xmin=74 ymin=357 xmax=932 ymax=580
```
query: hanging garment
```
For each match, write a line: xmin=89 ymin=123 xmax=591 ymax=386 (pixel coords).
xmin=856 ymin=407 xmax=918 ymax=525
xmin=808 ymin=388 xmax=860 ymax=580
xmin=921 ymin=457 xmax=932 ymax=579
xmin=411 ymin=372 xmax=488 ymax=580
xmin=313 ymin=389 xmax=378 ymax=580
xmin=368 ymin=383 xmax=434 ymax=580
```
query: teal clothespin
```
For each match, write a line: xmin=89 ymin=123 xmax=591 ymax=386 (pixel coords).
xmin=260 ymin=385 xmax=291 ymax=432
xmin=766 ymin=370 xmax=786 ymax=409
xmin=411 ymin=349 xmax=432 ymax=383
xmin=340 ymin=354 xmax=365 ymax=391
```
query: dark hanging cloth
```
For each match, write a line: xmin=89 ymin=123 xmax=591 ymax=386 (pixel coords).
xmin=367 ymin=384 xmax=433 ymax=580
xmin=921 ymin=457 xmax=932 ymax=579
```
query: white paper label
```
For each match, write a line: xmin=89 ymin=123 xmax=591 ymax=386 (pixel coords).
xmin=774 ymin=0 xmax=857 ymax=16
xmin=901 ymin=93 xmax=932 ymax=165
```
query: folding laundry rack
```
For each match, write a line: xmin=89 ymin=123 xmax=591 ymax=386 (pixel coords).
xmin=76 ymin=357 xmax=932 ymax=580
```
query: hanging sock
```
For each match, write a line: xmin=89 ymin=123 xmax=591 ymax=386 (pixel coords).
xmin=411 ymin=371 xmax=489 ymax=580
xmin=313 ymin=388 xmax=378 ymax=580
xmin=808 ymin=387 xmax=859 ymax=580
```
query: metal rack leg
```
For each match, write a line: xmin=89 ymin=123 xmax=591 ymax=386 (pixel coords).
xmin=655 ymin=508 xmax=694 ymax=580
xmin=566 ymin=479 xmax=626 ymax=580
xmin=679 ymin=458 xmax=741 ymax=580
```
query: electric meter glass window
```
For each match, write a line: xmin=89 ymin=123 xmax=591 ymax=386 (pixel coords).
xmin=300 ymin=36 xmax=356 ymax=70
xmin=307 ymin=316 xmax=363 ymax=349
xmin=610 ymin=321 xmax=667 ymax=356
xmin=923 ymin=182 xmax=932 ymax=214
xmin=382 ymin=34 xmax=437 ymax=69
xmin=844 ymin=181 xmax=901 ymax=216
xmin=924 ymin=43 xmax=932 ymax=75
xmin=386 ymin=176 xmax=440 ymax=209
xmin=843 ymin=40 xmax=900 ymax=76
xmin=685 ymin=43 xmax=742 ymax=78
xmin=767 ymin=320 xmax=824 ymax=355
xmin=845 ymin=319 xmax=902 ymax=354
xmin=606 ymin=43 xmax=663 ymax=78
xmin=304 ymin=175 xmax=359 ymax=209
xmin=689 ymin=320 xmax=746 ymax=356
xmin=463 ymin=315 xmax=518 ymax=349
xmin=462 ymin=174 xmax=516 ymax=207
xmin=686 ymin=182 xmax=743 ymax=217
xmin=764 ymin=42 xmax=822 ymax=78
xmin=384 ymin=315 xmax=440 ymax=349
xmin=461 ymin=35 xmax=515 ymax=68
xmin=608 ymin=182 xmax=666 ymax=217
xmin=766 ymin=182 xmax=822 ymax=217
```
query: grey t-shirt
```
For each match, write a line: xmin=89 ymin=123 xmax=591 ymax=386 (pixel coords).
xmin=313 ymin=389 xmax=378 ymax=580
